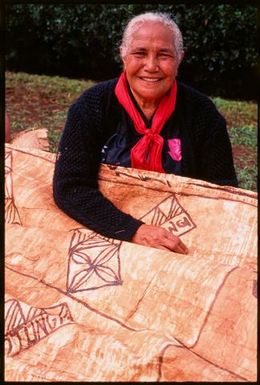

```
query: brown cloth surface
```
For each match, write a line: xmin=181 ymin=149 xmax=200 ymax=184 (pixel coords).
xmin=5 ymin=142 xmax=257 ymax=382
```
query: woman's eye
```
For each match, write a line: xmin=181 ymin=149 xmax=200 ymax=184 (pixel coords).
xmin=159 ymin=53 xmax=171 ymax=58
xmin=133 ymin=52 xmax=146 ymax=57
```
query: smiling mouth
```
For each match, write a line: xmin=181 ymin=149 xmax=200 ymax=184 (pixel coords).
xmin=139 ymin=77 xmax=162 ymax=83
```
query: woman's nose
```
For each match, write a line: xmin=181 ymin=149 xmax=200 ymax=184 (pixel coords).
xmin=144 ymin=54 xmax=158 ymax=71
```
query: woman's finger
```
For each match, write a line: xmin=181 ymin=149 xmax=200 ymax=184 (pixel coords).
xmin=132 ymin=224 xmax=188 ymax=254
xmin=174 ymin=241 xmax=188 ymax=254
xmin=163 ymin=231 xmax=189 ymax=254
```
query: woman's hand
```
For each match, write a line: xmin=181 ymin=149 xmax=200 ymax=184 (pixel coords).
xmin=132 ymin=224 xmax=188 ymax=254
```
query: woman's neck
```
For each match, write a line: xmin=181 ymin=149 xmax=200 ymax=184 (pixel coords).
xmin=130 ymin=87 xmax=160 ymax=120
xmin=141 ymin=106 xmax=157 ymax=120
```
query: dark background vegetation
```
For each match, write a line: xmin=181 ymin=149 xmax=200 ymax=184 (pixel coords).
xmin=5 ymin=3 xmax=258 ymax=100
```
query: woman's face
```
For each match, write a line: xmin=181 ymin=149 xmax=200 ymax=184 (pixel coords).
xmin=122 ymin=21 xmax=180 ymax=107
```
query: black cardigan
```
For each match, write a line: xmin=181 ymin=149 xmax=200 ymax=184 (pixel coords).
xmin=53 ymin=78 xmax=238 ymax=240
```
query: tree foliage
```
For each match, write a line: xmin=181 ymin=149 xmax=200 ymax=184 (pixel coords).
xmin=5 ymin=3 xmax=257 ymax=99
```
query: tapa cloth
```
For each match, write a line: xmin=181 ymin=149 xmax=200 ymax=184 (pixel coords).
xmin=5 ymin=143 xmax=257 ymax=382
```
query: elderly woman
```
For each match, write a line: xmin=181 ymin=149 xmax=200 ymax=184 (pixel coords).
xmin=53 ymin=12 xmax=237 ymax=254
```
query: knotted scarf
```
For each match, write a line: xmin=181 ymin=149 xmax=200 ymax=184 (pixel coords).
xmin=114 ymin=72 xmax=177 ymax=173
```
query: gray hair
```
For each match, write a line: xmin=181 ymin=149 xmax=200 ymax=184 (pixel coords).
xmin=120 ymin=12 xmax=184 ymax=63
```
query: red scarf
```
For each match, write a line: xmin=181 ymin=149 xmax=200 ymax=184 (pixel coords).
xmin=114 ymin=72 xmax=177 ymax=173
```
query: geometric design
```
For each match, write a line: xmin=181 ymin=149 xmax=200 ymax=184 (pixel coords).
xmin=5 ymin=298 xmax=73 ymax=357
xmin=139 ymin=194 xmax=196 ymax=236
xmin=66 ymin=228 xmax=123 ymax=293
xmin=5 ymin=150 xmax=22 ymax=225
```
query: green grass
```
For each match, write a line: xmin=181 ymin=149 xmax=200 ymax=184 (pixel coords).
xmin=5 ymin=71 xmax=257 ymax=191
xmin=5 ymin=71 xmax=95 ymax=152
xmin=6 ymin=71 xmax=94 ymax=100
xmin=228 ymin=125 xmax=257 ymax=191
xmin=213 ymin=97 xmax=257 ymax=128
xmin=237 ymin=166 xmax=257 ymax=191
xmin=212 ymin=98 xmax=257 ymax=191
xmin=228 ymin=125 xmax=257 ymax=147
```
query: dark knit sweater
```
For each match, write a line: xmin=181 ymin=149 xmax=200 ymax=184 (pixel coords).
xmin=53 ymin=78 xmax=238 ymax=240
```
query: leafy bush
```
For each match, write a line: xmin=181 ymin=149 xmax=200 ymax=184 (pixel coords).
xmin=5 ymin=3 xmax=257 ymax=99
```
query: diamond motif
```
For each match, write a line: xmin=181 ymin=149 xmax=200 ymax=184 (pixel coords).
xmin=67 ymin=229 xmax=123 ymax=293
xmin=139 ymin=194 xmax=196 ymax=236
